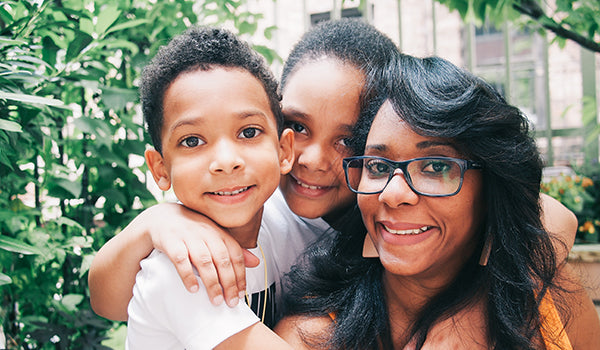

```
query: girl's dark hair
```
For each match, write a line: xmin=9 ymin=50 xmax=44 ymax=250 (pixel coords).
xmin=280 ymin=18 xmax=397 ymax=102
xmin=140 ymin=26 xmax=282 ymax=153
xmin=283 ymin=53 xmax=560 ymax=349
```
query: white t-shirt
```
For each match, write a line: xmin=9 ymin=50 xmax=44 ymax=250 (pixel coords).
xmin=126 ymin=188 xmax=331 ymax=350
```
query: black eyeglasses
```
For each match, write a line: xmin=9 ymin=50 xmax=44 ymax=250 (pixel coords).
xmin=342 ymin=156 xmax=483 ymax=197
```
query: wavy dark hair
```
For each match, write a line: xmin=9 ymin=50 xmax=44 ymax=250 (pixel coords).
xmin=282 ymin=53 xmax=562 ymax=349
xmin=140 ymin=26 xmax=282 ymax=153
xmin=280 ymin=18 xmax=397 ymax=113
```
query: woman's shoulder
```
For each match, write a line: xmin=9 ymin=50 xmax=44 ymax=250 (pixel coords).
xmin=418 ymin=302 xmax=489 ymax=350
xmin=555 ymin=264 xmax=600 ymax=349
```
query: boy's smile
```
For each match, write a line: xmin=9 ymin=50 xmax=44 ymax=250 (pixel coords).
xmin=145 ymin=67 xmax=293 ymax=245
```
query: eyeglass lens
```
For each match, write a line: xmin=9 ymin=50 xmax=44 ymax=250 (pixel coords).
xmin=345 ymin=157 xmax=464 ymax=196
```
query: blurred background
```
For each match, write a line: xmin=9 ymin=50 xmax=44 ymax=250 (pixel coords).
xmin=1 ymin=0 xmax=598 ymax=348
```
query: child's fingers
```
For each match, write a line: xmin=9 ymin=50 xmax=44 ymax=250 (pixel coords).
xmin=189 ymin=238 xmax=238 ymax=307
xmin=207 ymin=236 xmax=243 ymax=307
xmin=162 ymin=239 xmax=201 ymax=295
xmin=243 ymin=249 xmax=259 ymax=268
xmin=223 ymin=243 xmax=251 ymax=304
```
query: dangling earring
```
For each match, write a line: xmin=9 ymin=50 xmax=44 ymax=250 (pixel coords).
xmin=362 ymin=233 xmax=379 ymax=258
xmin=479 ymin=232 xmax=493 ymax=266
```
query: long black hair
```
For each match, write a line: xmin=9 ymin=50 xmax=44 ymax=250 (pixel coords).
xmin=283 ymin=53 xmax=561 ymax=349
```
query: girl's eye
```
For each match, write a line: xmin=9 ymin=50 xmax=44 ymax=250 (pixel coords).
xmin=239 ymin=127 xmax=262 ymax=139
xmin=180 ymin=136 xmax=204 ymax=148
xmin=334 ymin=138 xmax=353 ymax=155
xmin=285 ymin=121 xmax=307 ymax=135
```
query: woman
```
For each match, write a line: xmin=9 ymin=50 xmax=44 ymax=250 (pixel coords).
xmin=274 ymin=54 xmax=600 ymax=349
xmin=88 ymin=19 xmax=577 ymax=322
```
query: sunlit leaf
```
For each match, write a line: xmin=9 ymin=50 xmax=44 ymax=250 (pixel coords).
xmin=0 ymin=91 xmax=64 ymax=107
xmin=105 ymin=19 xmax=148 ymax=35
xmin=0 ymin=119 xmax=22 ymax=132
xmin=61 ymin=294 xmax=84 ymax=312
xmin=0 ymin=235 xmax=41 ymax=255
xmin=0 ymin=37 xmax=27 ymax=46
xmin=96 ymin=4 xmax=121 ymax=36
xmin=0 ymin=273 xmax=11 ymax=286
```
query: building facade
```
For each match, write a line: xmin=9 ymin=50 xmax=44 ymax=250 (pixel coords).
xmin=245 ymin=0 xmax=599 ymax=166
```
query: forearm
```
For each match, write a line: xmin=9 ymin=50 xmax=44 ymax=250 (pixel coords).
xmin=88 ymin=207 xmax=156 ymax=321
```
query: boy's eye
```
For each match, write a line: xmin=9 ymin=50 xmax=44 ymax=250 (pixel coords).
xmin=180 ymin=136 xmax=204 ymax=148
xmin=285 ymin=121 xmax=307 ymax=135
xmin=239 ymin=127 xmax=262 ymax=139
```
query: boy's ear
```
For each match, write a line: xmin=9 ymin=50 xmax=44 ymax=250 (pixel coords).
xmin=278 ymin=128 xmax=294 ymax=175
xmin=145 ymin=148 xmax=172 ymax=191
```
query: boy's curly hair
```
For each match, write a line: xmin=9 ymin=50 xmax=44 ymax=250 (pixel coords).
xmin=140 ymin=26 xmax=282 ymax=153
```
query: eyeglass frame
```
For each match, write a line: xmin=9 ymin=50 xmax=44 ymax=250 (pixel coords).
xmin=342 ymin=155 xmax=483 ymax=197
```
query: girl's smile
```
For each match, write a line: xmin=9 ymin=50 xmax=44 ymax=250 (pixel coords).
xmin=279 ymin=58 xmax=364 ymax=219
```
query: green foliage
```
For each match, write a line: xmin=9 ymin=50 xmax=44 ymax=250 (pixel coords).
xmin=435 ymin=0 xmax=600 ymax=52
xmin=541 ymin=171 xmax=600 ymax=243
xmin=0 ymin=0 xmax=276 ymax=348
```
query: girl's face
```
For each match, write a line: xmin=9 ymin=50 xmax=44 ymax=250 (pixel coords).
xmin=358 ymin=102 xmax=484 ymax=286
xmin=279 ymin=58 xmax=363 ymax=220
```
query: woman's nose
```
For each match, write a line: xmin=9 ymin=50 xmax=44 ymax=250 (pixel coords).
xmin=208 ymin=141 xmax=245 ymax=174
xmin=378 ymin=170 xmax=419 ymax=207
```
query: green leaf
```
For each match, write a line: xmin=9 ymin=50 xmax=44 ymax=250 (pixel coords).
xmin=0 ymin=36 xmax=27 ymax=47
xmin=61 ymin=293 xmax=84 ymax=312
xmin=96 ymin=4 xmax=121 ymax=36
xmin=263 ymin=25 xmax=277 ymax=40
xmin=101 ymin=86 xmax=138 ymax=110
xmin=46 ymin=177 xmax=82 ymax=198
xmin=0 ymin=91 xmax=64 ymax=107
xmin=0 ymin=235 xmax=41 ymax=255
xmin=105 ymin=18 xmax=149 ymax=35
xmin=79 ymin=253 xmax=95 ymax=277
xmin=0 ymin=273 xmax=11 ymax=286
xmin=66 ymin=32 xmax=93 ymax=62
xmin=55 ymin=216 xmax=84 ymax=230
xmin=0 ymin=119 xmax=22 ymax=132
xmin=238 ymin=20 xmax=257 ymax=35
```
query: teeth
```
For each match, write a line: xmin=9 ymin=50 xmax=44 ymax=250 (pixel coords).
xmin=383 ymin=225 xmax=430 ymax=235
xmin=212 ymin=186 xmax=249 ymax=196
xmin=295 ymin=178 xmax=323 ymax=190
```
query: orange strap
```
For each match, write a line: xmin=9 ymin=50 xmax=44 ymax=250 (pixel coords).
xmin=539 ymin=292 xmax=572 ymax=350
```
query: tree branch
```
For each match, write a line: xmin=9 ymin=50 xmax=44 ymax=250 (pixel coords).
xmin=513 ymin=1 xmax=600 ymax=53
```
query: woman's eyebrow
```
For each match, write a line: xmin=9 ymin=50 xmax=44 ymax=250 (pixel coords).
xmin=364 ymin=144 xmax=387 ymax=153
xmin=416 ymin=140 xmax=454 ymax=149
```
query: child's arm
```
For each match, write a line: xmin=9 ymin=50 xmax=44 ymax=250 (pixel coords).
xmin=89 ymin=202 xmax=255 ymax=321
xmin=540 ymin=193 xmax=577 ymax=263
xmin=215 ymin=322 xmax=294 ymax=350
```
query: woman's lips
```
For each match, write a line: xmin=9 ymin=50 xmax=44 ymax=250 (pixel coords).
xmin=382 ymin=224 xmax=432 ymax=235
xmin=377 ymin=222 xmax=436 ymax=246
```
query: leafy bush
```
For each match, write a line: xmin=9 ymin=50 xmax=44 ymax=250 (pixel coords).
xmin=0 ymin=0 xmax=276 ymax=348
xmin=541 ymin=169 xmax=600 ymax=243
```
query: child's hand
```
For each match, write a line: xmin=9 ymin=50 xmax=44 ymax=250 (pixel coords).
xmin=146 ymin=203 xmax=258 ymax=307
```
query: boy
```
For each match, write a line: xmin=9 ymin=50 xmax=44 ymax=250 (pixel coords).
xmin=125 ymin=26 xmax=294 ymax=349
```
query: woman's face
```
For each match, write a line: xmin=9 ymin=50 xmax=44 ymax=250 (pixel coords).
xmin=358 ymin=101 xmax=484 ymax=284
xmin=279 ymin=58 xmax=363 ymax=220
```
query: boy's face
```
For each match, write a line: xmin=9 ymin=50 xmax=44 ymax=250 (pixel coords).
xmin=146 ymin=67 xmax=293 ymax=233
